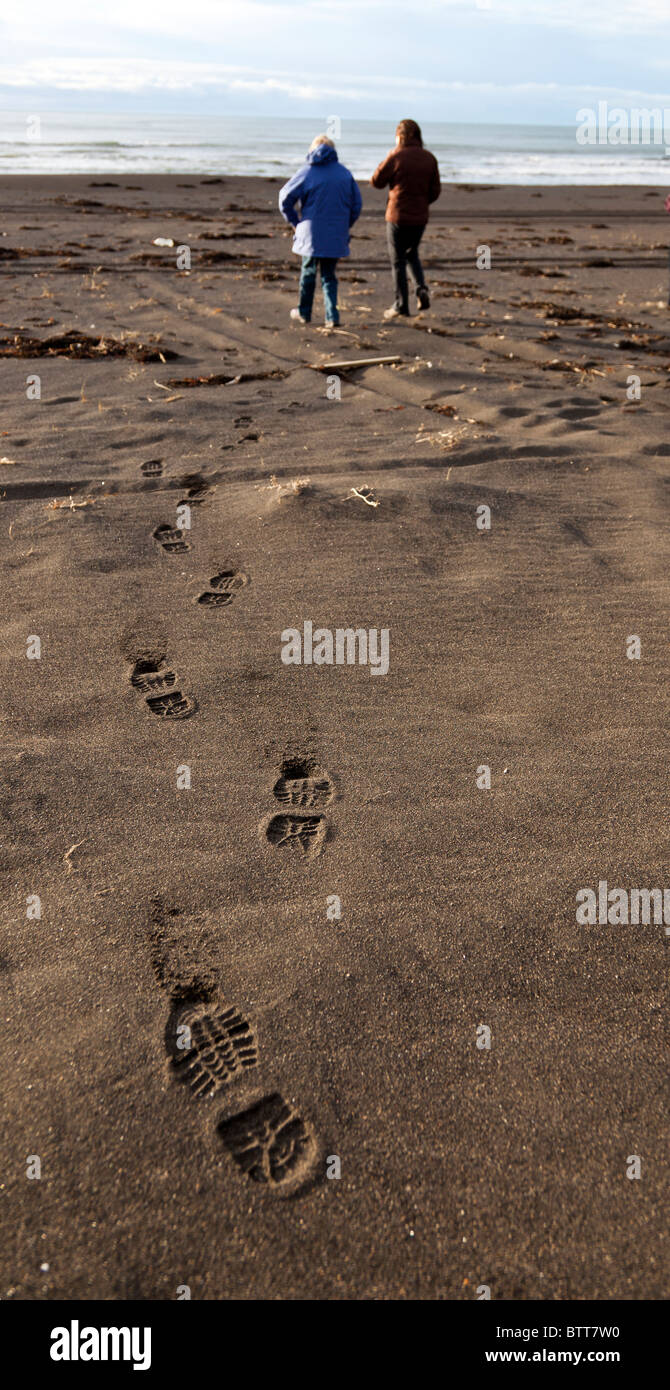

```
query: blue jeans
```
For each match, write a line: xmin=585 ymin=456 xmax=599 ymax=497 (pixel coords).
xmin=299 ymin=256 xmax=339 ymax=324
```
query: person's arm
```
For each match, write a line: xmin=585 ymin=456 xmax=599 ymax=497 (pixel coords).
xmin=349 ymin=176 xmax=363 ymax=226
xmin=370 ymin=152 xmax=394 ymax=189
xmin=428 ymin=157 xmax=441 ymax=204
xmin=278 ymin=169 xmax=306 ymax=227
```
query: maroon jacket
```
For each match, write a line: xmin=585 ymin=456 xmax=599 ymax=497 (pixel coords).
xmin=371 ymin=141 xmax=441 ymax=225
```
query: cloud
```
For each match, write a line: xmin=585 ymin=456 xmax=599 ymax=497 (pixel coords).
xmin=0 ymin=59 xmax=378 ymax=97
xmin=1 ymin=58 xmax=669 ymax=109
xmin=4 ymin=0 xmax=670 ymax=51
xmin=2 ymin=3 xmax=669 ymax=123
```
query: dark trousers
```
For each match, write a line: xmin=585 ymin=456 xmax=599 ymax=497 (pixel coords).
xmin=298 ymin=256 xmax=339 ymax=323
xmin=386 ymin=221 xmax=426 ymax=313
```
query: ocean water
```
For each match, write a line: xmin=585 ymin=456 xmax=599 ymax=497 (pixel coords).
xmin=1 ymin=112 xmax=670 ymax=183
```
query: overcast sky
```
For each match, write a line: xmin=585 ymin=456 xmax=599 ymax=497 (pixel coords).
xmin=2 ymin=0 xmax=670 ymax=125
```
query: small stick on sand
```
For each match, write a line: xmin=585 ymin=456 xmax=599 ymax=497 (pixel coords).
xmin=311 ymin=356 xmax=402 ymax=371
xmin=48 ymin=496 xmax=96 ymax=511
xmin=63 ymin=838 xmax=87 ymax=873
xmin=349 ymin=486 xmax=379 ymax=507
xmin=315 ymin=327 xmax=359 ymax=340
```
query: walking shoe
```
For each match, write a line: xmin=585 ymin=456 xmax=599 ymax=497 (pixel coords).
xmin=416 ymin=286 xmax=430 ymax=310
xmin=290 ymin=308 xmax=308 ymax=324
xmin=383 ymin=305 xmax=408 ymax=319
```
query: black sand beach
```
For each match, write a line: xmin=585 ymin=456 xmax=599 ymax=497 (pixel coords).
xmin=1 ymin=175 xmax=668 ymax=1299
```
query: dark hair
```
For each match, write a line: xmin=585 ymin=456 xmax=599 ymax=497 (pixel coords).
xmin=396 ymin=119 xmax=423 ymax=146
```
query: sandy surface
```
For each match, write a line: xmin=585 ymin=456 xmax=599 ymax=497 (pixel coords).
xmin=0 ymin=175 xmax=668 ymax=1300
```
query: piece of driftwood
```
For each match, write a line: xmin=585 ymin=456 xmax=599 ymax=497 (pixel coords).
xmin=311 ymin=355 xmax=402 ymax=371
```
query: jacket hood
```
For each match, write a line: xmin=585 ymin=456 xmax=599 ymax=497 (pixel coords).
xmin=306 ymin=143 xmax=338 ymax=166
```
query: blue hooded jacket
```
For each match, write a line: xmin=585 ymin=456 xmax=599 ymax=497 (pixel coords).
xmin=278 ymin=144 xmax=362 ymax=259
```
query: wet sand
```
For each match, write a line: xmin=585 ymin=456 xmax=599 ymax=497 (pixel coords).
xmin=0 ymin=175 xmax=668 ymax=1299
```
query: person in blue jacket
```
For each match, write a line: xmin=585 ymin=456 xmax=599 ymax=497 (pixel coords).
xmin=278 ymin=135 xmax=362 ymax=327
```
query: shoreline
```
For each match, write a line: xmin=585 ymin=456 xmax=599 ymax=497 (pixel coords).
xmin=1 ymin=176 xmax=668 ymax=227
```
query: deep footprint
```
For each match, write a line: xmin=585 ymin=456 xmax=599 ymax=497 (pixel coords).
xmin=179 ymin=474 xmax=213 ymax=508
xmin=272 ymin=758 xmax=334 ymax=810
xmin=218 ymin=1094 xmax=317 ymax=1191
xmin=167 ymin=1001 xmax=258 ymax=1098
xmin=130 ymin=657 xmax=176 ymax=693
xmin=196 ymin=570 xmax=249 ymax=607
xmin=153 ymin=523 xmax=190 ymax=554
xmin=266 ymin=813 xmax=326 ymax=858
xmin=146 ymin=689 xmax=197 ymax=720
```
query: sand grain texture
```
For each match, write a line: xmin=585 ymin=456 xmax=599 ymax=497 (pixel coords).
xmin=0 ymin=176 xmax=668 ymax=1299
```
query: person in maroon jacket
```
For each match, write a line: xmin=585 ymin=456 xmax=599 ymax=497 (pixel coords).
xmin=371 ymin=119 xmax=441 ymax=318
